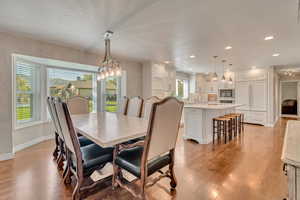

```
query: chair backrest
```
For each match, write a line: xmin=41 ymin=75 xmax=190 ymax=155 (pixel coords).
xmin=126 ymin=96 xmax=143 ymax=117
xmin=119 ymin=96 xmax=129 ymax=115
xmin=144 ymin=97 xmax=183 ymax=160
xmin=54 ymin=98 xmax=81 ymax=159
xmin=47 ymin=97 xmax=64 ymax=139
xmin=67 ymin=96 xmax=89 ymax=115
xmin=141 ymin=96 xmax=160 ymax=119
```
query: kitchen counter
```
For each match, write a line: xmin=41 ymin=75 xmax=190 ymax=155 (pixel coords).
xmin=183 ymin=103 xmax=242 ymax=144
xmin=281 ymin=120 xmax=300 ymax=167
xmin=184 ymin=103 xmax=243 ymax=110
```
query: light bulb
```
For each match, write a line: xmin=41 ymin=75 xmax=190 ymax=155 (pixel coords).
xmin=97 ymin=74 xmax=101 ymax=81
xmin=110 ymin=70 xmax=114 ymax=76
xmin=116 ymin=68 xmax=121 ymax=76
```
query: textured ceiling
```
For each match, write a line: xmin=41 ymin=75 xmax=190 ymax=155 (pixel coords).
xmin=1 ymin=0 xmax=300 ymax=72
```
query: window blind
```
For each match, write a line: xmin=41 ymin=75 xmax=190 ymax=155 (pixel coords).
xmin=16 ymin=63 xmax=35 ymax=122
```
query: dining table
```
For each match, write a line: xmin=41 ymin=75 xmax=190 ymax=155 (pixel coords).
xmin=72 ymin=112 xmax=149 ymax=148
xmin=72 ymin=112 xmax=149 ymax=182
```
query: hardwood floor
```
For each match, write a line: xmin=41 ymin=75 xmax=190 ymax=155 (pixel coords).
xmin=0 ymin=119 xmax=289 ymax=200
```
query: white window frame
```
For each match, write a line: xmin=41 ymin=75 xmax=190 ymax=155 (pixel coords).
xmin=46 ymin=67 xmax=98 ymax=113
xmin=12 ymin=54 xmax=100 ymax=130
xmin=12 ymin=56 xmax=44 ymax=130
xmin=176 ymin=78 xmax=189 ymax=99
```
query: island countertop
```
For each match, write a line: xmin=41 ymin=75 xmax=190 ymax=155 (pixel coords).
xmin=281 ymin=120 xmax=300 ymax=167
xmin=184 ymin=103 xmax=243 ymax=110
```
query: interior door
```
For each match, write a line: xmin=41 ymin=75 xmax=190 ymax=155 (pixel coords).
xmin=251 ymin=80 xmax=267 ymax=111
xmin=236 ymin=81 xmax=250 ymax=110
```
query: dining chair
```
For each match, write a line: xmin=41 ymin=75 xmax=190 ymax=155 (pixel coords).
xmin=48 ymin=96 xmax=94 ymax=176
xmin=54 ymin=98 xmax=114 ymax=200
xmin=67 ymin=96 xmax=89 ymax=115
xmin=120 ymin=96 xmax=129 ymax=115
xmin=46 ymin=97 xmax=65 ymax=169
xmin=141 ymin=96 xmax=161 ymax=119
xmin=112 ymin=97 xmax=184 ymax=199
xmin=126 ymin=96 xmax=143 ymax=117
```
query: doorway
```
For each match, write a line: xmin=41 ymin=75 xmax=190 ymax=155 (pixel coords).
xmin=281 ymin=81 xmax=298 ymax=116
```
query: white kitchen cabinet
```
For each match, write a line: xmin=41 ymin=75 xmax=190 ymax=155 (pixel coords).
xmin=236 ymin=78 xmax=267 ymax=125
xmin=251 ymin=80 xmax=267 ymax=111
xmin=236 ymin=81 xmax=250 ymax=110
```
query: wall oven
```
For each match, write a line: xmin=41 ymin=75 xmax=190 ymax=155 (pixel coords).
xmin=219 ymin=89 xmax=235 ymax=104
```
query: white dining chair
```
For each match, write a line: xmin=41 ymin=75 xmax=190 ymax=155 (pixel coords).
xmin=112 ymin=97 xmax=184 ymax=199
xmin=126 ymin=96 xmax=143 ymax=117
xmin=141 ymin=96 xmax=161 ymax=119
xmin=67 ymin=96 xmax=89 ymax=115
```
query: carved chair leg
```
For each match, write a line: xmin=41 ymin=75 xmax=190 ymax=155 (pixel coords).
xmin=53 ymin=133 xmax=59 ymax=160
xmin=72 ymin=179 xmax=82 ymax=200
xmin=112 ymin=145 xmax=120 ymax=189
xmin=63 ymin=166 xmax=72 ymax=185
xmin=57 ymin=153 xmax=64 ymax=170
xmin=139 ymin=176 xmax=146 ymax=199
xmin=169 ymin=150 xmax=177 ymax=190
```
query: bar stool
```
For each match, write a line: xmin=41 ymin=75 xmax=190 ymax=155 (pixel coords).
xmin=224 ymin=114 xmax=238 ymax=136
xmin=213 ymin=117 xmax=231 ymax=144
xmin=223 ymin=115 xmax=236 ymax=139
xmin=226 ymin=113 xmax=244 ymax=134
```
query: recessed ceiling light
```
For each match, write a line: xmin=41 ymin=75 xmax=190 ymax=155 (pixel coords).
xmin=164 ymin=61 xmax=171 ymax=64
xmin=225 ymin=46 xmax=232 ymax=50
xmin=264 ymin=35 xmax=274 ymax=40
xmin=189 ymin=55 xmax=196 ymax=58
xmin=272 ymin=53 xmax=280 ymax=57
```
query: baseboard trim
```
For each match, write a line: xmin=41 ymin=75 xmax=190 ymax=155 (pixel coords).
xmin=0 ymin=153 xmax=14 ymax=161
xmin=13 ymin=134 xmax=54 ymax=153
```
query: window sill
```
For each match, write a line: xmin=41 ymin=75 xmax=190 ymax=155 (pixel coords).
xmin=14 ymin=120 xmax=51 ymax=131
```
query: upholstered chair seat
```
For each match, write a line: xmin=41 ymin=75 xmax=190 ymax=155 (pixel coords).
xmin=70 ymin=143 xmax=113 ymax=176
xmin=115 ymin=146 xmax=171 ymax=178
xmin=78 ymin=136 xmax=94 ymax=147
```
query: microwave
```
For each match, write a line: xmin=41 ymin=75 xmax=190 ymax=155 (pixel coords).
xmin=219 ymin=89 xmax=234 ymax=98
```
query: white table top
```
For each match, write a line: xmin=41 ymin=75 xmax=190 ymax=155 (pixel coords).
xmin=281 ymin=120 xmax=300 ymax=167
xmin=72 ymin=112 xmax=149 ymax=147
xmin=184 ymin=103 xmax=243 ymax=110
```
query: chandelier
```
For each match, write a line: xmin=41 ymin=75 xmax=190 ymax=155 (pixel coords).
xmin=97 ymin=31 xmax=121 ymax=80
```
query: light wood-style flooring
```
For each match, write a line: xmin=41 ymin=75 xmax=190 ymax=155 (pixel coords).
xmin=0 ymin=119 xmax=290 ymax=200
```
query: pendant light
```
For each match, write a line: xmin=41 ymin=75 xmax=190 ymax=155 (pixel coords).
xmin=97 ymin=31 xmax=121 ymax=81
xmin=221 ymin=59 xmax=226 ymax=82
xmin=212 ymin=56 xmax=218 ymax=81
xmin=228 ymin=64 xmax=233 ymax=84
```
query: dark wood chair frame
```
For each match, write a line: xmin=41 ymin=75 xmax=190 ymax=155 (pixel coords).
xmin=121 ymin=96 xmax=129 ymax=115
xmin=112 ymin=97 xmax=184 ymax=199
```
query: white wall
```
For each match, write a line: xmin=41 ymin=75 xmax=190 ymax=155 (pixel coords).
xmin=0 ymin=32 xmax=143 ymax=158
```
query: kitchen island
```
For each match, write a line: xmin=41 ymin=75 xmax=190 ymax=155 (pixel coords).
xmin=183 ymin=103 xmax=242 ymax=144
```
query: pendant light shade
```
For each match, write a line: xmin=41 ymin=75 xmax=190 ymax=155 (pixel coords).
xmin=228 ymin=64 xmax=233 ymax=84
xmin=212 ymin=56 xmax=218 ymax=81
xmin=221 ymin=59 xmax=227 ymax=82
xmin=97 ymin=31 xmax=121 ymax=81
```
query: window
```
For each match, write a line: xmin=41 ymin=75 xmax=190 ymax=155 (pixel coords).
xmin=176 ymin=79 xmax=189 ymax=99
xmin=15 ymin=61 xmax=41 ymax=124
xmin=48 ymin=68 xmax=97 ymax=112
xmin=101 ymin=76 xmax=121 ymax=112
